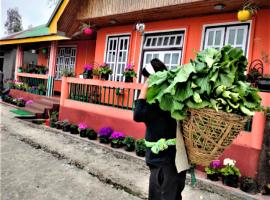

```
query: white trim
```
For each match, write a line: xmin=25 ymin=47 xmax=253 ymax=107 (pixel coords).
xmin=103 ymin=32 xmax=132 ymax=63
xmin=136 ymin=33 xmax=145 ymax=84
xmin=143 ymin=28 xmax=186 ymax=35
xmin=200 ymin=21 xmax=252 ymax=58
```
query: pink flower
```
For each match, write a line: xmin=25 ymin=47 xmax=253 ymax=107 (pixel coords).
xmin=78 ymin=123 xmax=87 ymax=130
xmin=26 ymin=100 xmax=33 ymax=104
xmin=84 ymin=65 xmax=94 ymax=71
xmin=83 ymin=27 xmax=93 ymax=36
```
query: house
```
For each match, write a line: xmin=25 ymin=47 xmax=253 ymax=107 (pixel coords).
xmin=0 ymin=0 xmax=269 ymax=178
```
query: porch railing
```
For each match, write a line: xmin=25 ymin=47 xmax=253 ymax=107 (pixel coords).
xmin=62 ymin=77 xmax=143 ymax=110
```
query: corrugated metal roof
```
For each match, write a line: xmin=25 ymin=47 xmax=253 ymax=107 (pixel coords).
xmin=0 ymin=25 xmax=50 ymax=40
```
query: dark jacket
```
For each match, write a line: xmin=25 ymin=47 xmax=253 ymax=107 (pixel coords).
xmin=133 ymin=99 xmax=176 ymax=167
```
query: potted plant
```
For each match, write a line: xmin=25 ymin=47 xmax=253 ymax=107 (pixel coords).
xmin=70 ymin=124 xmax=79 ymax=134
xmin=99 ymin=63 xmax=112 ymax=80
xmin=135 ymin=139 xmax=146 ymax=157
xmin=61 ymin=68 xmax=75 ymax=77
xmin=240 ymin=176 xmax=258 ymax=194
xmin=86 ymin=128 xmax=97 ymax=140
xmin=92 ymin=68 xmax=100 ymax=79
xmin=98 ymin=127 xmax=113 ymax=144
xmin=16 ymin=98 xmax=26 ymax=107
xmin=123 ymin=136 xmax=135 ymax=152
xmin=62 ymin=120 xmax=70 ymax=132
xmin=55 ymin=121 xmax=63 ymax=129
xmin=257 ymin=51 xmax=270 ymax=92
xmin=205 ymin=160 xmax=221 ymax=181
xmin=78 ymin=123 xmax=88 ymax=137
xmin=123 ymin=64 xmax=136 ymax=82
xmin=83 ymin=65 xmax=94 ymax=79
xmin=18 ymin=66 xmax=23 ymax=73
xmin=237 ymin=2 xmax=257 ymax=22
xmin=110 ymin=131 xmax=125 ymax=148
xmin=49 ymin=111 xmax=58 ymax=128
xmin=38 ymin=83 xmax=46 ymax=95
xmin=220 ymin=158 xmax=241 ymax=188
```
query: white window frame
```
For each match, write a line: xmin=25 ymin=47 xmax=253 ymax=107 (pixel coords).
xmin=201 ymin=21 xmax=251 ymax=55
xmin=55 ymin=47 xmax=77 ymax=80
xmin=104 ymin=35 xmax=130 ymax=82
xmin=204 ymin=27 xmax=225 ymax=50
xmin=139 ymin=30 xmax=185 ymax=83
xmin=225 ymin=25 xmax=248 ymax=51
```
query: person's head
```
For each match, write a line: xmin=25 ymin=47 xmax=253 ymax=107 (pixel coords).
xmin=142 ymin=58 xmax=167 ymax=78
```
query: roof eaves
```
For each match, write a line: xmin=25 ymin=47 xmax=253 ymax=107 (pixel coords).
xmin=46 ymin=0 xmax=64 ymax=27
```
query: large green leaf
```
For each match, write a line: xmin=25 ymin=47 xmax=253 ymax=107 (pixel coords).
xmin=174 ymin=82 xmax=193 ymax=102
xmin=148 ymin=70 xmax=168 ymax=87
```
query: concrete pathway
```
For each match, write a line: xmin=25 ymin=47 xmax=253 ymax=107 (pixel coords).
xmin=1 ymin=103 xmax=264 ymax=200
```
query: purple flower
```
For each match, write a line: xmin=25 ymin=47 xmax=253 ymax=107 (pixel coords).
xmin=109 ymin=131 xmax=125 ymax=140
xmin=78 ymin=123 xmax=87 ymax=130
xmin=210 ymin=160 xmax=221 ymax=169
xmin=84 ymin=65 xmax=94 ymax=71
xmin=98 ymin=127 xmax=113 ymax=137
xmin=26 ymin=100 xmax=33 ymax=105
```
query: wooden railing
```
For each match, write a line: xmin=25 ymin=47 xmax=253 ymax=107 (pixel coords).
xmin=61 ymin=77 xmax=143 ymax=110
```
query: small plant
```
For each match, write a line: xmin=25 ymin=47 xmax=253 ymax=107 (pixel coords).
xmin=49 ymin=111 xmax=58 ymax=128
xmin=240 ymin=176 xmax=258 ymax=194
xmin=16 ymin=97 xmax=26 ymax=107
xmin=62 ymin=120 xmax=70 ymax=132
xmin=220 ymin=158 xmax=241 ymax=188
xmin=110 ymin=131 xmax=125 ymax=148
xmin=83 ymin=64 xmax=94 ymax=79
xmin=86 ymin=128 xmax=97 ymax=140
xmin=98 ymin=127 xmax=113 ymax=144
xmin=5 ymin=79 xmax=16 ymax=89
xmin=38 ymin=83 xmax=46 ymax=95
xmin=55 ymin=121 xmax=63 ymax=129
xmin=99 ymin=63 xmax=112 ymax=80
xmin=70 ymin=124 xmax=79 ymax=134
xmin=78 ymin=123 xmax=88 ymax=137
xmin=205 ymin=160 xmax=221 ymax=181
xmin=135 ymin=139 xmax=147 ymax=157
xmin=123 ymin=64 xmax=136 ymax=82
xmin=61 ymin=68 xmax=75 ymax=77
xmin=123 ymin=136 xmax=135 ymax=152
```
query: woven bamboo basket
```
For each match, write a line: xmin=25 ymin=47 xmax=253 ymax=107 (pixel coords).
xmin=182 ymin=108 xmax=250 ymax=166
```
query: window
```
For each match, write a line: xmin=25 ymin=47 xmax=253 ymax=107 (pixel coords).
xmin=140 ymin=31 xmax=184 ymax=83
xmin=55 ymin=47 xmax=76 ymax=80
xmin=202 ymin=23 xmax=250 ymax=54
xmin=105 ymin=35 xmax=130 ymax=82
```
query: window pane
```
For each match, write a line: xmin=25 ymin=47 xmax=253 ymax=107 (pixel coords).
xmin=146 ymin=54 xmax=152 ymax=63
xmin=176 ymin=36 xmax=181 ymax=45
xmin=172 ymin=53 xmax=179 ymax=64
xmin=228 ymin=29 xmax=235 ymax=44
xmin=169 ymin=37 xmax=175 ymax=45
xmin=163 ymin=37 xmax=169 ymax=45
xmin=157 ymin=37 xmax=163 ymax=46
xmin=153 ymin=54 xmax=159 ymax=59
xmin=207 ymin=31 xmax=214 ymax=46
xmin=214 ymin=30 xmax=222 ymax=45
xmin=146 ymin=38 xmax=151 ymax=46
xmin=124 ymin=39 xmax=128 ymax=49
xmin=236 ymin=29 xmax=244 ymax=45
xmin=152 ymin=38 xmax=157 ymax=46
xmin=164 ymin=54 xmax=171 ymax=64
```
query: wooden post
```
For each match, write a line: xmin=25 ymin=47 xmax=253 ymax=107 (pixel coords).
xmin=14 ymin=44 xmax=23 ymax=81
xmin=46 ymin=41 xmax=58 ymax=96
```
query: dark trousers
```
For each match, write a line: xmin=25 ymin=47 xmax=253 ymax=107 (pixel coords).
xmin=148 ymin=165 xmax=186 ymax=200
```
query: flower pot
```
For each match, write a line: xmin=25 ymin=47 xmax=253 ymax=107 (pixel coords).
xmin=207 ymin=173 xmax=219 ymax=181
xmin=257 ymin=78 xmax=270 ymax=92
xmin=87 ymin=134 xmax=97 ymax=140
xmin=239 ymin=177 xmax=258 ymax=194
xmin=111 ymin=142 xmax=122 ymax=148
xmin=125 ymin=77 xmax=133 ymax=83
xmin=18 ymin=68 xmax=22 ymax=73
xmin=222 ymin=175 xmax=239 ymax=188
xmin=136 ymin=150 xmax=145 ymax=157
xmin=124 ymin=144 xmax=135 ymax=152
xmin=100 ymin=74 xmax=109 ymax=80
xmin=99 ymin=136 xmax=110 ymax=144
xmin=62 ymin=125 xmax=70 ymax=132
xmin=79 ymin=129 xmax=87 ymax=137
xmin=237 ymin=10 xmax=252 ymax=22
xmin=83 ymin=73 xmax=89 ymax=79
xmin=50 ymin=121 xmax=56 ymax=128
xmin=70 ymin=127 xmax=79 ymax=134
xmin=55 ymin=124 xmax=62 ymax=129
